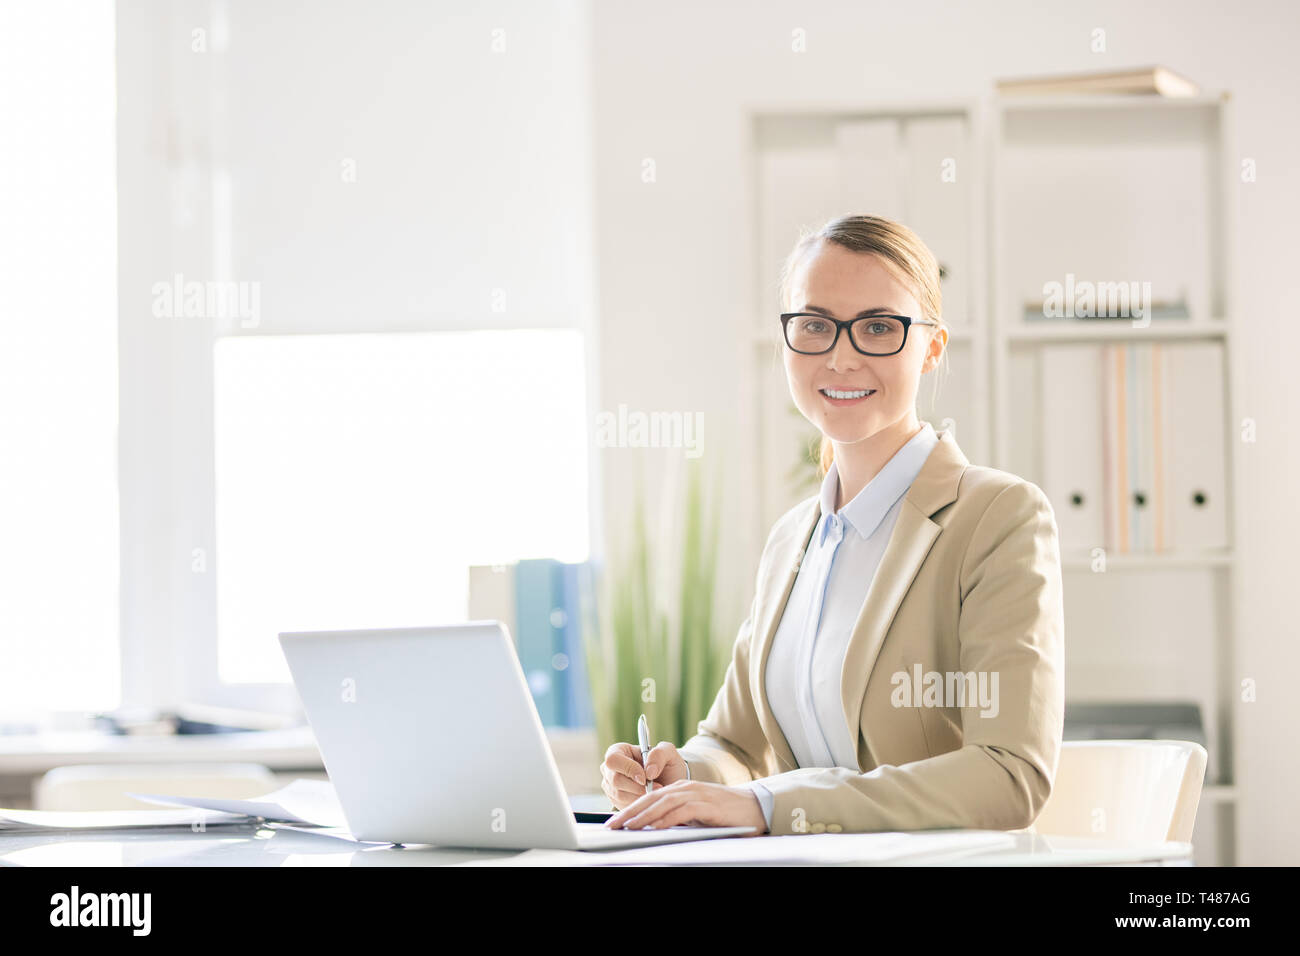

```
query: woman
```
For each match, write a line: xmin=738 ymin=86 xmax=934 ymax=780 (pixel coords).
xmin=601 ymin=214 xmax=1065 ymax=836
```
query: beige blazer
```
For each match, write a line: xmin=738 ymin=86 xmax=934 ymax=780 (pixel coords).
xmin=679 ymin=425 xmax=1065 ymax=835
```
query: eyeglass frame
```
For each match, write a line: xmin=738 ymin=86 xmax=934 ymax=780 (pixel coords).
xmin=779 ymin=312 xmax=940 ymax=357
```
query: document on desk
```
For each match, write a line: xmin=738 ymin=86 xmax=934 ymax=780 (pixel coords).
xmin=127 ymin=778 xmax=347 ymax=828
xmin=542 ymin=830 xmax=1019 ymax=866
xmin=0 ymin=806 xmax=249 ymax=831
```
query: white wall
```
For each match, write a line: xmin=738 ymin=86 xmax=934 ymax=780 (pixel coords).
xmin=588 ymin=0 xmax=1300 ymax=865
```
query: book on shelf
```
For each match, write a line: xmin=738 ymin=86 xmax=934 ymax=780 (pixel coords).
xmin=996 ymin=65 xmax=1200 ymax=98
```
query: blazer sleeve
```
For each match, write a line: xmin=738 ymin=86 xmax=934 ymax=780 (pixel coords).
xmin=752 ymin=480 xmax=1065 ymax=835
xmin=676 ymin=520 xmax=784 ymax=786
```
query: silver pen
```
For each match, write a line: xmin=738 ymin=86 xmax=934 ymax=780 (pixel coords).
xmin=637 ymin=713 xmax=654 ymax=793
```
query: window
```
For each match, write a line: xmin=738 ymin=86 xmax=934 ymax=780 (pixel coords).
xmin=0 ymin=1 xmax=118 ymax=719
xmin=212 ymin=330 xmax=589 ymax=684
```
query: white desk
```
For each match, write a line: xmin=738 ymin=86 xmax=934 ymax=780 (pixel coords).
xmin=0 ymin=727 xmax=604 ymax=797
xmin=0 ymin=728 xmax=324 ymax=775
xmin=0 ymin=824 xmax=1193 ymax=867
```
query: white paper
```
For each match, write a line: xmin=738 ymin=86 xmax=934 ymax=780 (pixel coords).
xmin=127 ymin=778 xmax=346 ymax=828
xmin=264 ymin=823 xmax=372 ymax=843
xmin=0 ymin=806 xmax=249 ymax=831
xmin=566 ymin=830 xmax=1019 ymax=865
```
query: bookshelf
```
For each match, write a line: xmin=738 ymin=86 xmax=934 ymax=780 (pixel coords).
xmin=749 ymin=89 xmax=1239 ymax=864
xmin=988 ymin=91 xmax=1239 ymax=867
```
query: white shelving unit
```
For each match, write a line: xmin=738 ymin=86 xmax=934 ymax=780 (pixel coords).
xmin=988 ymin=91 xmax=1239 ymax=867
xmin=749 ymin=90 xmax=1240 ymax=865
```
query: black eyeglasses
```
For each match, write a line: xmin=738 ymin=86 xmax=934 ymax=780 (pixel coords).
xmin=780 ymin=312 xmax=938 ymax=357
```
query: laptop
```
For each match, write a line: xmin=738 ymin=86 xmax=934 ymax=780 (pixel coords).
xmin=277 ymin=621 xmax=756 ymax=850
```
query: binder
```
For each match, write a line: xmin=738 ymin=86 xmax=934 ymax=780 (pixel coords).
xmin=1101 ymin=343 xmax=1163 ymax=553
xmin=1097 ymin=342 xmax=1228 ymax=553
xmin=1102 ymin=343 xmax=1156 ymax=554
xmin=557 ymin=562 xmax=595 ymax=728
xmin=511 ymin=559 xmax=598 ymax=728
xmin=514 ymin=558 xmax=566 ymax=726
xmin=1040 ymin=345 xmax=1106 ymax=553
xmin=1158 ymin=342 xmax=1228 ymax=551
xmin=1101 ymin=344 xmax=1126 ymax=552
xmin=1129 ymin=343 xmax=1156 ymax=552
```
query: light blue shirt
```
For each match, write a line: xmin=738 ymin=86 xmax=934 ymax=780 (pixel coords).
xmin=749 ymin=422 xmax=938 ymax=831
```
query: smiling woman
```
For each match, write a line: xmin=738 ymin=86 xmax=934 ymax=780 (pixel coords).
xmin=778 ymin=218 xmax=949 ymax=495
xmin=601 ymin=214 xmax=1065 ymax=838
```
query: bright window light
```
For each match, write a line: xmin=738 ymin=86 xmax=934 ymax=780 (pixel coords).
xmin=213 ymin=330 xmax=590 ymax=684
xmin=0 ymin=1 xmax=119 ymax=719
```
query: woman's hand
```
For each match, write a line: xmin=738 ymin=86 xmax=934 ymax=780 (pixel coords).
xmin=604 ymin=779 xmax=768 ymax=834
xmin=600 ymin=740 xmax=688 ymax=809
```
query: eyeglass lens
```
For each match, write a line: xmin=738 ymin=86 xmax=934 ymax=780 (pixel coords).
xmin=786 ymin=314 xmax=906 ymax=355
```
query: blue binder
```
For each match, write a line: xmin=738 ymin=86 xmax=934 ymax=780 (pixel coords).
xmin=557 ymin=561 xmax=595 ymax=728
xmin=514 ymin=559 xmax=566 ymax=726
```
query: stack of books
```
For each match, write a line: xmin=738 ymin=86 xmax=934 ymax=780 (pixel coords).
xmin=996 ymin=65 xmax=1200 ymax=97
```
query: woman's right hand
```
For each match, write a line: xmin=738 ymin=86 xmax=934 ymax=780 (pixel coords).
xmin=600 ymin=740 xmax=688 ymax=809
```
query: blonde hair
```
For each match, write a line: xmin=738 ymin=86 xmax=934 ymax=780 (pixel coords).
xmin=776 ymin=214 xmax=948 ymax=478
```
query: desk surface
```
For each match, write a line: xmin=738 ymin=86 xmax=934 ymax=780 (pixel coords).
xmin=0 ymin=824 xmax=1193 ymax=867
xmin=0 ymin=728 xmax=324 ymax=774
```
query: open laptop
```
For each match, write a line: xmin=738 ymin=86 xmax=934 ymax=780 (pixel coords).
xmin=277 ymin=621 xmax=755 ymax=850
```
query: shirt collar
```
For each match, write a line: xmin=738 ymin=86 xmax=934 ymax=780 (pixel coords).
xmin=817 ymin=421 xmax=939 ymax=542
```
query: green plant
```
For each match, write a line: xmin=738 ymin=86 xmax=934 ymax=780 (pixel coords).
xmin=581 ymin=461 xmax=730 ymax=756
xmin=788 ymin=401 xmax=822 ymax=494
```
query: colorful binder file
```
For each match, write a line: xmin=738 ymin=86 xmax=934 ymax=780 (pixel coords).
xmin=472 ymin=559 xmax=595 ymax=728
xmin=1040 ymin=342 xmax=1228 ymax=555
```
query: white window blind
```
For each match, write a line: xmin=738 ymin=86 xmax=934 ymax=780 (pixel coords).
xmin=0 ymin=1 xmax=119 ymax=719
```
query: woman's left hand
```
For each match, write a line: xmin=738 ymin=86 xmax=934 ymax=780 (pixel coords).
xmin=604 ymin=780 xmax=768 ymax=835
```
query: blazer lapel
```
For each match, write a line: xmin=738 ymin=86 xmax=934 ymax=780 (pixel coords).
xmin=838 ymin=428 xmax=968 ymax=767
xmin=750 ymin=426 xmax=969 ymax=775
